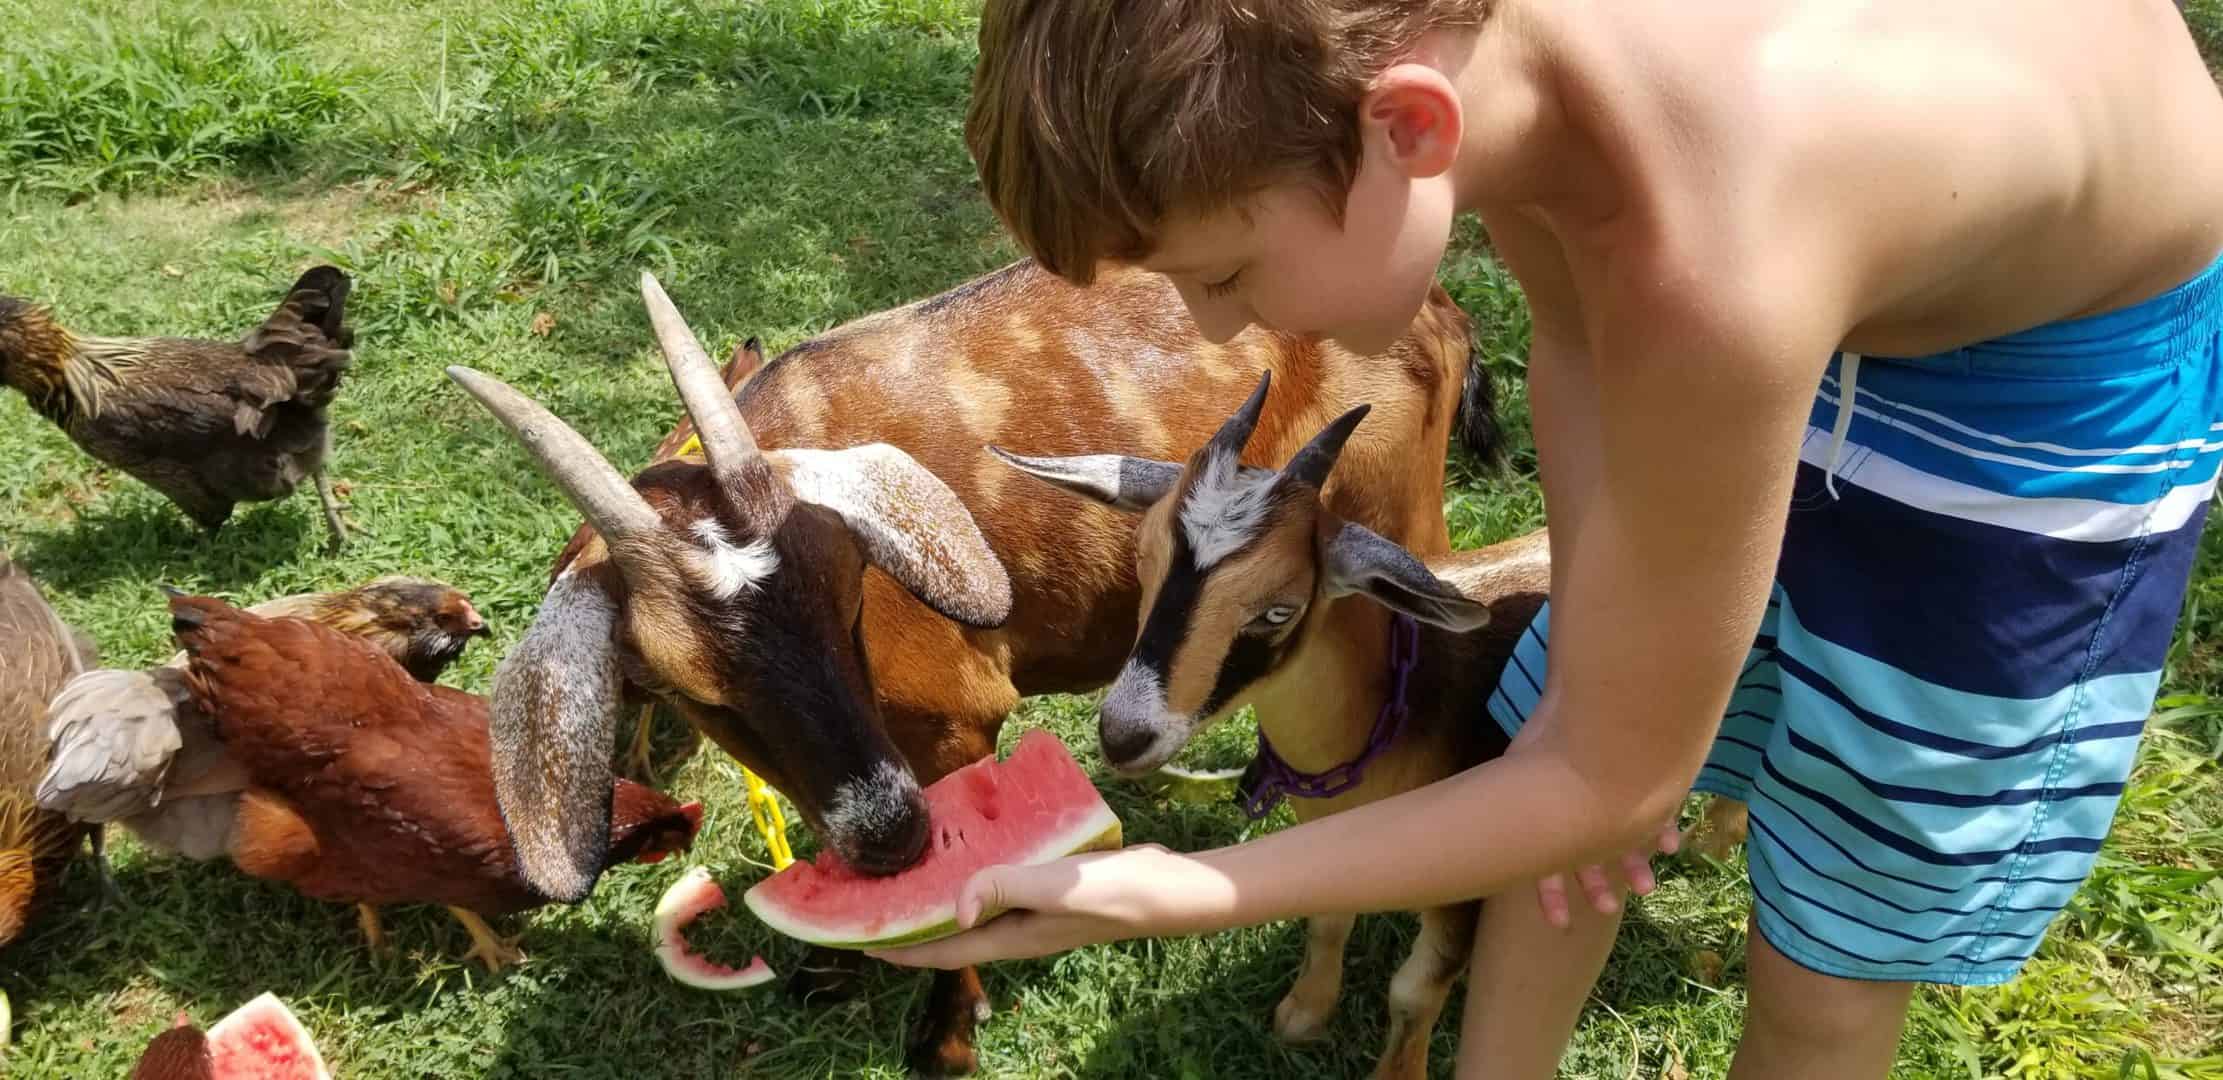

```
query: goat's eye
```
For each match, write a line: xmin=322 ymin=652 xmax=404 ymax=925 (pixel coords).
xmin=1258 ymin=605 xmax=1297 ymax=627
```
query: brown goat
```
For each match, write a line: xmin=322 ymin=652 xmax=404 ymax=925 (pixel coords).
xmin=997 ymin=384 xmax=1550 ymax=1079
xmin=450 ymin=260 xmax=1492 ymax=1076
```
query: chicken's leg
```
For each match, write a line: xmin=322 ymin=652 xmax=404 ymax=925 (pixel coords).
xmin=623 ymin=703 xmax=658 ymax=780
xmin=447 ymin=907 xmax=524 ymax=972
xmin=312 ymin=469 xmax=350 ymax=551
xmin=87 ymin=827 xmax=123 ymax=911
xmin=357 ymin=903 xmax=387 ymax=954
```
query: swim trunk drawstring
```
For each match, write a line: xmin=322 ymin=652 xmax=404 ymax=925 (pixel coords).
xmin=1824 ymin=352 xmax=1863 ymax=499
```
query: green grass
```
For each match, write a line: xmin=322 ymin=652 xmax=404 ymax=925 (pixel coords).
xmin=1 ymin=2 xmax=2220 ymax=1077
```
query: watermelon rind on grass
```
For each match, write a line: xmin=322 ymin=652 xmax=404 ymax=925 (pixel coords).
xmin=742 ymin=728 xmax=1124 ymax=950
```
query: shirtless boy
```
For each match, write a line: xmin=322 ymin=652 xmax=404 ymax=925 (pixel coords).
xmin=879 ymin=4 xmax=2223 ymax=1075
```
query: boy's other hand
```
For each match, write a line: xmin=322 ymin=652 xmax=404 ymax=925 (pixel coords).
xmin=1534 ymin=818 xmax=1681 ymax=929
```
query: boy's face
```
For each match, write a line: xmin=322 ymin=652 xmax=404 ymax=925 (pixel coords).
xmin=1138 ymin=139 xmax=1458 ymax=356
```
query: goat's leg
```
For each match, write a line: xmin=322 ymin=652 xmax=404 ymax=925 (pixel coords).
xmin=1371 ymin=901 xmax=1479 ymax=1080
xmin=787 ymin=945 xmax=870 ymax=1005
xmin=1274 ymin=911 xmax=1357 ymax=1042
xmin=905 ymin=966 xmax=989 ymax=1078
xmin=1683 ymin=795 xmax=1751 ymax=861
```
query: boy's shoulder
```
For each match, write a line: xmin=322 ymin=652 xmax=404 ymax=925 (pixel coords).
xmin=1497 ymin=0 xmax=2223 ymax=352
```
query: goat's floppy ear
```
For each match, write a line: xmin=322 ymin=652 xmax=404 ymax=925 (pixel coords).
xmin=776 ymin=445 xmax=1013 ymax=629
xmin=985 ymin=447 xmax=1183 ymax=512
xmin=487 ymin=571 xmax=624 ymax=904
xmin=1321 ymin=521 xmax=1492 ymax=632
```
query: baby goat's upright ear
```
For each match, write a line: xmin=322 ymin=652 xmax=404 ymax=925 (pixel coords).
xmin=1321 ymin=521 xmax=1493 ymax=633
xmin=986 ymin=447 xmax=1183 ymax=512
xmin=776 ymin=445 xmax=1014 ymax=629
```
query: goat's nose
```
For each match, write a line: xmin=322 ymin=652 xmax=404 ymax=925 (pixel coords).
xmin=1098 ymin=669 xmax=1178 ymax=770
xmin=827 ymin=765 xmax=931 ymax=876
xmin=1099 ymin=715 xmax=1159 ymax=768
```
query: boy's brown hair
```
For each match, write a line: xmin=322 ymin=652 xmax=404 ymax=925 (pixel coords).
xmin=967 ymin=1 xmax=1491 ymax=285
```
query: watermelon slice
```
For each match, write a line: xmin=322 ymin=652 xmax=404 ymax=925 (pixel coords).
xmin=743 ymin=728 xmax=1122 ymax=949
xmin=203 ymin=992 xmax=331 ymax=1080
xmin=653 ymin=865 xmax=777 ymax=991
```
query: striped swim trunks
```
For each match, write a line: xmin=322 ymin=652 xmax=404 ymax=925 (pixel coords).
xmin=1490 ymin=250 xmax=2223 ymax=986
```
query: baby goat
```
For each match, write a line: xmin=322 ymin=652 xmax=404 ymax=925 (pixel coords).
xmin=996 ymin=377 xmax=1549 ymax=1080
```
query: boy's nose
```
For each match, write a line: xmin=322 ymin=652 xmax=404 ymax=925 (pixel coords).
xmin=1171 ymin=285 xmax=1254 ymax=343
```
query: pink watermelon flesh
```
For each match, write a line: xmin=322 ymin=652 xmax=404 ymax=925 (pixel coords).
xmin=742 ymin=728 xmax=1123 ymax=949
xmin=203 ymin=992 xmax=331 ymax=1080
xmin=654 ymin=866 xmax=777 ymax=990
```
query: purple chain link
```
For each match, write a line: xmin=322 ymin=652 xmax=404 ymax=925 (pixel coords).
xmin=1236 ymin=613 xmax=1421 ymax=820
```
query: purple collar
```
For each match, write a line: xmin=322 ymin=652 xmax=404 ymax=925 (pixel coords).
xmin=1235 ymin=612 xmax=1421 ymax=820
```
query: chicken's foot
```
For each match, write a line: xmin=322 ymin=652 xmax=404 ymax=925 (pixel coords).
xmin=447 ymin=907 xmax=524 ymax=973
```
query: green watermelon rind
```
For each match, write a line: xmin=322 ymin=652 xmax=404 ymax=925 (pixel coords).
xmin=741 ymin=810 xmax=1124 ymax=951
xmin=1142 ymin=763 xmax=1247 ymax=804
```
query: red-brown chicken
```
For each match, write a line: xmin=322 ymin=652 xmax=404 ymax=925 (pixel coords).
xmin=168 ymin=594 xmax=701 ymax=970
xmin=128 ymin=1016 xmax=213 ymax=1080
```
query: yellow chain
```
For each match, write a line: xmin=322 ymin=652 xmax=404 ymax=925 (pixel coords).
xmin=674 ymin=432 xmax=794 ymax=872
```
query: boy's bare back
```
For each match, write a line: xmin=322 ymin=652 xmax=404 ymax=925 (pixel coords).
xmin=1516 ymin=0 xmax=2223 ymax=352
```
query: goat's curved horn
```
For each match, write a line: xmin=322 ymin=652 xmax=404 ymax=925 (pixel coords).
xmin=447 ymin=366 xmax=662 ymax=540
xmin=641 ymin=272 xmax=760 ymax=479
xmin=1202 ymin=370 xmax=1272 ymax=464
xmin=1281 ymin=403 xmax=1372 ymax=491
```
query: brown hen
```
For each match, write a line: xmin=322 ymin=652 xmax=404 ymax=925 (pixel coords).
xmin=0 ymin=267 xmax=356 ymax=548
xmin=0 ymin=555 xmax=98 ymax=948
xmin=169 ymin=594 xmax=700 ymax=970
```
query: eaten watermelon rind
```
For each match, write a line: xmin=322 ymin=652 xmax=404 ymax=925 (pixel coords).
xmin=654 ymin=866 xmax=778 ymax=991
xmin=742 ymin=806 xmax=1123 ymax=951
xmin=203 ymin=991 xmax=332 ymax=1080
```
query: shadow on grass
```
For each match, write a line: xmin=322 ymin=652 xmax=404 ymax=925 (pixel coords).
xmin=10 ymin=499 xmax=317 ymax=596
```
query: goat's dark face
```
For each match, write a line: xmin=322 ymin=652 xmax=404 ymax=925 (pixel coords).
xmin=449 ymin=274 xmax=1010 ymax=902
xmin=991 ymin=372 xmax=1489 ymax=776
xmin=610 ymin=463 xmax=931 ymax=877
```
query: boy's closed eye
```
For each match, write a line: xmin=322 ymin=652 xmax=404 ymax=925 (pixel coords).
xmin=1202 ymin=269 xmax=1244 ymax=298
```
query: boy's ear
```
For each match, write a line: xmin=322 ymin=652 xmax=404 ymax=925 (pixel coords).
xmin=986 ymin=447 xmax=1183 ymax=513
xmin=1321 ymin=520 xmax=1491 ymax=632
xmin=1360 ymin=64 xmax=1463 ymax=180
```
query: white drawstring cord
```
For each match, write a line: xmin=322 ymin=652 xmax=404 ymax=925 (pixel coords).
xmin=1823 ymin=352 xmax=1863 ymax=500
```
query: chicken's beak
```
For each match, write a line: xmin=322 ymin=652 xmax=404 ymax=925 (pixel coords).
xmin=633 ymin=802 xmax=705 ymax=865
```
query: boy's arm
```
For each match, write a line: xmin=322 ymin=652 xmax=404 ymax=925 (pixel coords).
xmin=1196 ymin=222 xmax=1838 ymax=914
xmin=874 ymin=224 xmax=1840 ymax=967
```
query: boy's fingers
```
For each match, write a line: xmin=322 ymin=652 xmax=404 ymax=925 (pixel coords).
xmin=1621 ymin=851 xmax=1656 ymax=896
xmin=1577 ymin=865 xmax=1619 ymax=915
xmin=1535 ymin=874 xmax=1571 ymax=929
xmin=955 ymin=867 xmax=1010 ymax=930
xmin=1657 ymin=820 xmax=1682 ymax=856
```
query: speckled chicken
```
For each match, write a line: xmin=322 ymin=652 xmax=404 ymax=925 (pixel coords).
xmin=36 ymin=577 xmax=491 ymax=867
xmin=0 ymin=555 xmax=99 ymax=949
xmin=167 ymin=593 xmax=702 ymax=970
xmin=0 ymin=267 xmax=357 ymax=548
